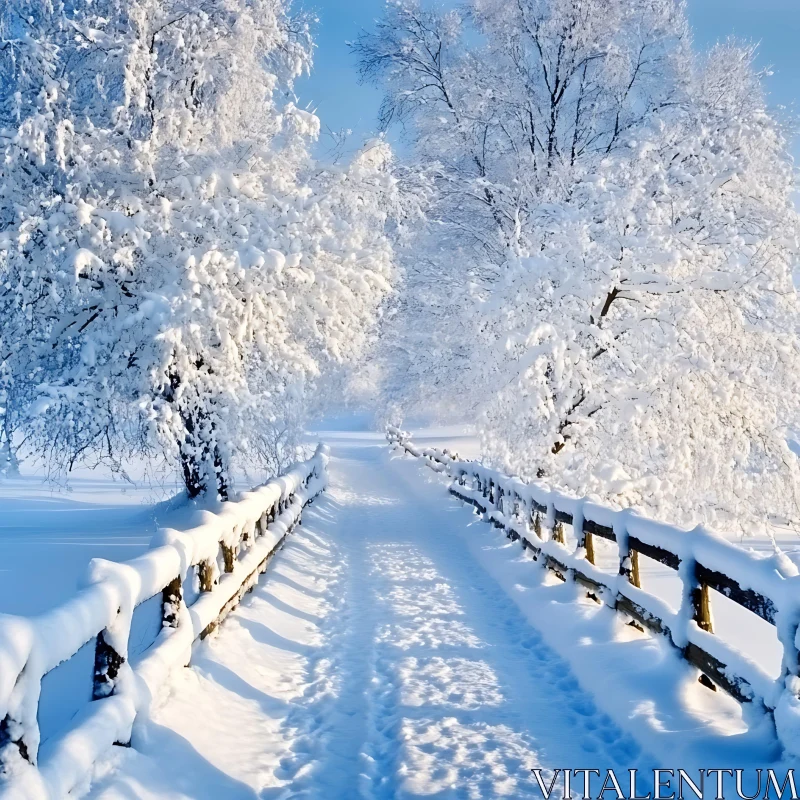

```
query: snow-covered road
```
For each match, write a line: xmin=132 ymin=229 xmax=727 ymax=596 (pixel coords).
xmin=82 ymin=437 xmax=774 ymax=798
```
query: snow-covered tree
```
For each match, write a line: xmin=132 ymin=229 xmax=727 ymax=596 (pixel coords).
xmin=359 ymin=0 xmax=800 ymax=533
xmin=0 ymin=0 xmax=398 ymax=495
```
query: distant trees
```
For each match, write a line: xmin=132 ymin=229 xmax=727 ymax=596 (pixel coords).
xmin=0 ymin=0 xmax=399 ymax=494
xmin=358 ymin=0 xmax=800 ymax=532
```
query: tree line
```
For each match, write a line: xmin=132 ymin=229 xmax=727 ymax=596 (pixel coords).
xmin=2 ymin=0 xmax=799 ymax=535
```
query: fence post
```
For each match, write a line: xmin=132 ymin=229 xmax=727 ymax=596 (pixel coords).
xmin=630 ymin=550 xmax=641 ymax=588
xmin=616 ymin=520 xmax=640 ymax=589
xmin=162 ymin=576 xmax=182 ymax=628
xmin=92 ymin=628 xmax=125 ymax=701
xmin=199 ymin=560 xmax=215 ymax=592
xmin=585 ymin=531 xmax=595 ymax=565
xmin=574 ymin=515 xmax=595 ymax=565
xmin=222 ymin=542 xmax=235 ymax=574
xmin=552 ymin=521 xmax=565 ymax=545
xmin=619 ymin=547 xmax=641 ymax=588
xmin=692 ymin=581 xmax=714 ymax=634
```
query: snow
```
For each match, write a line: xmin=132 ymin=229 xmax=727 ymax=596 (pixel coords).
xmin=368 ymin=0 xmax=800 ymax=540
xmin=5 ymin=431 xmax=782 ymax=799
xmin=0 ymin=469 xmax=181 ymax=617
xmin=0 ymin=448 xmax=327 ymax=799
xmin=389 ymin=427 xmax=800 ymax=760
xmin=78 ymin=437 xmax=652 ymax=798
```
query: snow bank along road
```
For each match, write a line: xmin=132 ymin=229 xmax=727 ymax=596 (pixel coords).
xmin=84 ymin=435 xmax=789 ymax=798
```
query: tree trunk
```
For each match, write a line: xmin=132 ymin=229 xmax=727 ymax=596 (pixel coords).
xmin=0 ymin=411 xmax=20 ymax=477
xmin=167 ymin=371 xmax=229 ymax=500
xmin=177 ymin=409 xmax=229 ymax=500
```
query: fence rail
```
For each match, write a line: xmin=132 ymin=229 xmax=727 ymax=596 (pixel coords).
xmin=0 ymin=445 xmax=328 ymax=799
xmin=386 ymin=426 xmax=800 ymax=738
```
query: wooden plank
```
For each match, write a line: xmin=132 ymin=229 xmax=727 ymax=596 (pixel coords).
xmin=695 ymin=563 xmax=777 ymax=625
xmin=543 ymin=553 xmax=569 ymax=582
xmin=449 ymin=485 xmax=487 ymax=514
xmin=583 ymin=518 xmax=616 ymax=542
xmin=572 ymin=566 xmax=605 ymax=596
xmin=684 ymin=642 xmax=751 ymax=703
xmin=629 ymin=536 xmax=680 ymax=571
xmin=554 ymin=508 xmax=574 ymax=526
xmin=616 ymin=594 xmax=670 ymax=638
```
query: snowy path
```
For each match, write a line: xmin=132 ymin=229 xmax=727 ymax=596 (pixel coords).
xmin=85 ymin=439 xmax=651 ymax=798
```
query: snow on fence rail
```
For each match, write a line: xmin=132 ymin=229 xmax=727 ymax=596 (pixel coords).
xmin=0 ymin=444 xmax=329 ymax=799
xmin=386 ymin=426 xmax=800 ymax=755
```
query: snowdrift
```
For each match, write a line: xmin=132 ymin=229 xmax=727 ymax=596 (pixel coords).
xmin=0 ymin=445 xmax=329 ymax=799
xmin=387 ymin=426 xmax=800 ymax=759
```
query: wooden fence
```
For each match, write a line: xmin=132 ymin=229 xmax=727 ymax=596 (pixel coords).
xmin=386 ymin=426 xmax=800 ymax=719
xmin=0 ymin=445 xmax=328 ymax=799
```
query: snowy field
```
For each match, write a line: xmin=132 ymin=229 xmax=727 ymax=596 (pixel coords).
xmin=0 ymin=458 xmax=304 ymax=617
xmin=0 ymin=468 xmax=180 ymax=617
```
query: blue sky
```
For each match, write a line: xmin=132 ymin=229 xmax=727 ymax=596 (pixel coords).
xmin=294 ymin=0 xmax=800 ymax=162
